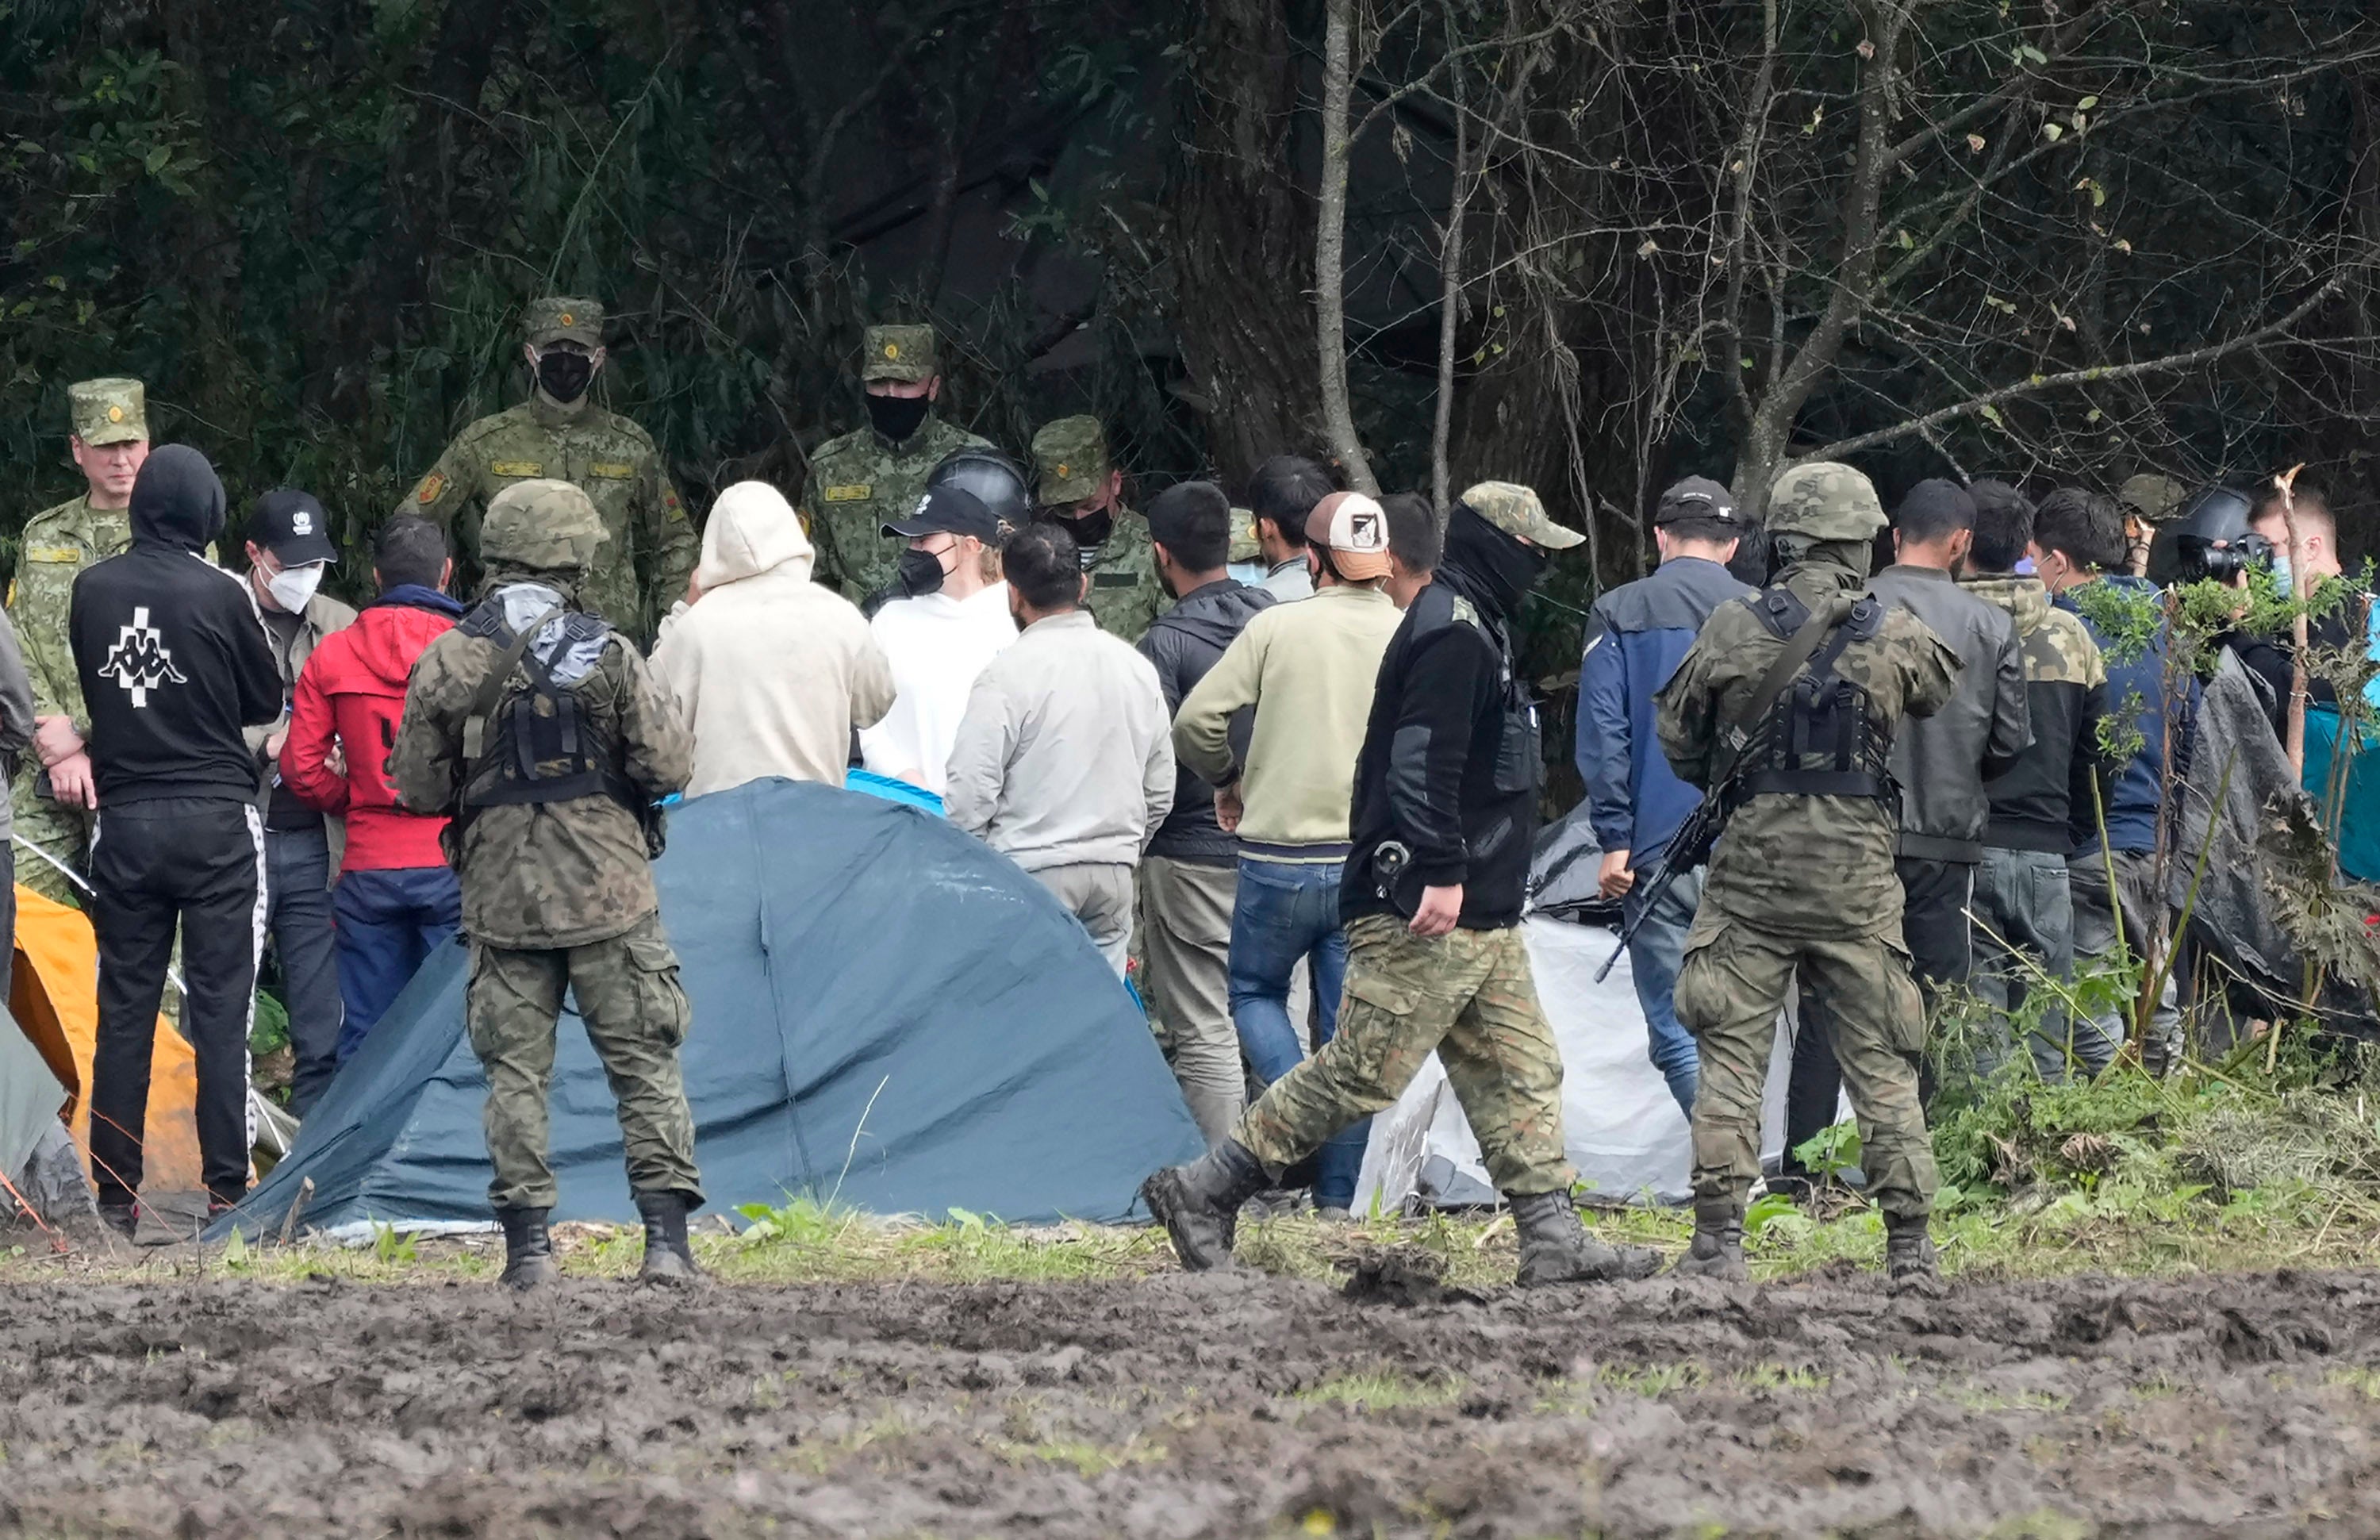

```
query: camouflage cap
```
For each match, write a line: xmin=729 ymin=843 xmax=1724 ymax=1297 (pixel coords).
xmin=1458 ymin=481 xmax=1584 ymax=549
xmin=1764 ymin=461 xmax=1887 ymax=542
xmin=524 ymin=297 xmax=605 ymax=348
xmin=862 ymin=324 xmax=939 ymax=384
xmin=481 ymin=478 xmax=610 ymax=574
xmin=69 ymin=378 xmax=147 ymax=446
xmin=1031 ymin=415 xmax=1111 ymax=506
xmin=2117 ymin=472 xmax=2186 ymax=524
xmin=1227 ymin=507 xmax=1261 ymax=565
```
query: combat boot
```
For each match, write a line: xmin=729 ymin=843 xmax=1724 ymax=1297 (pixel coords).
xmin=1509 ymin=1191 xmax=1662 ymax=1286
xmin=497 ymin=1206 xmax=560 ymax=1290
xmin=1671 ymin=1197 xmax=1750 ymax=1282
xmin=635 ymin=1191 xmax=703 ymax=1285
xmin=1885 ymin=1211 xmax=1944 ymax=1295
xmin=1140 ymin=1139 xmax=1271 ymax=1271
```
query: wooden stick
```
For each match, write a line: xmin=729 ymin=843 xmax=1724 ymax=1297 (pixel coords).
xmin=2275 ymin=463 xmax=2311 ymax=778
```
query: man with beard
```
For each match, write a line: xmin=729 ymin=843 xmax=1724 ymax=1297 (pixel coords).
xmin=803 ymin=324 xmax=992 ymax=605
xmin=399 ymin=298 xmax=695 ymax=646
xmin=1029 ymin=416 xmax=1164 ymax=641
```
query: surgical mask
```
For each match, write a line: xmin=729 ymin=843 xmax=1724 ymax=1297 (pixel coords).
xmin=866 ymin=392 xmax=931 ymax=444
xmin=535 ymin=348 xmax=595 ymax=402
xmin=896 ymin=544 xmax=949 ymax=598
xmin=266 ymin=560 xmax=325 ymax=613
xmin=2272 ymin=551 xmax=2293 ymax=591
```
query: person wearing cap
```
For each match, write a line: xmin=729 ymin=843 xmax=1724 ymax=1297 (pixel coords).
xmin=2117 ymin=472 xmax=2183 ymax=579
xmin=1146 ymin=482 xmax=1661 ymax=1287
xmin=1171 ymin=490 xmax=1403 ymax=1217
xmin=1575 ymin=476 xmax=1752 ymax=1120
xmin=397 ymin=297 xmax=695 ymax=646
xmin=858 ymin=478 xmax=1019 ymax=793
xmin=801 ymin=323 xmax=992 ymax=604
xmin=1030 ymin=416 xmax=1164 ymax=642
xmin=240 ymin=490 xmax=359 ymax=1116
xmin=945 ymin=524 xmax=1174 ymax=974
xmin=10 ymin=377 xmax=152 ymax=905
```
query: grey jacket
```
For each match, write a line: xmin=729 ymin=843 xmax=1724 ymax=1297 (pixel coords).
xmin=0 ymin=609 xmax=36 ymax=831
xmin=1868 ymin=563 xmax=2029 ymax=862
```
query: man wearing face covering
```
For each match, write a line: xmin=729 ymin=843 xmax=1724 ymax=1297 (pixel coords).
xmin=241 ymin=490 xmax=359 ymax=1116
xmin=801 ymin=324 xmax=992 ymax=604
xmin=1654 ymin=462 xmax=1962 ymax=1291
xmin=398 ymin=298 xmax=695 ymax=646
xmin=70 ymin=446 xmax=286 ymax=1230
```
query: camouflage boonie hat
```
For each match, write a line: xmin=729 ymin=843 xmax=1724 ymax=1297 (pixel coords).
xmin=482 ymin=478 xmax=610 ymax=574
xmin=70 ymin=378 xmax=147 ymax=446
xmin=2117 ymin=473 xmax=2186 ymax=525
xmin=524 ymin=297 xmax=605 ymax=348
xmin=1458 ymin=481 xmax=1584 ymax=549
xmin=862 ymin=324 xmax=939 ymax=385
xmin=1764 ymin=461 xmax=1887 ymax=542
xmin=1031 ymin=416 xmax=1111 ymax=506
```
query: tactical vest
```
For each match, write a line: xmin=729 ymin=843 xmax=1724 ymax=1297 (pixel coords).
xmin=1741 ymin=585 xmax=1895 ymax=801
xmin=454 ymin=602 xmax=644 ymax=828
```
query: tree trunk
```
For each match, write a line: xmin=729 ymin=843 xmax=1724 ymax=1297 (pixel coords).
xmin=1315 ymin=0 xmax=1376 ymax=492
xmin=1430 ymin=99 xmax=1471 ymax=512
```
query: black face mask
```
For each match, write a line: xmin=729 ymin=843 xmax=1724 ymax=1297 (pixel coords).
xmin=1048 ymin=507 xmax=1114 ymax=563
xmin=536 ymin=348 xmax=595 ymax=403
xmin=1444 ymin=502 xmax=1549 ymax=616
xmin=896 ymin=544 xmax=949 ymax=598
xmin=866 ymin=392 xmax=932 ymax=444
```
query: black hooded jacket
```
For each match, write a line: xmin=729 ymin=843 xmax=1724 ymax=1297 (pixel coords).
xmin=69 ymin=446 xmax=284 ymax=805
xmin=1137 ymin=577 xmax=1276 ymax=859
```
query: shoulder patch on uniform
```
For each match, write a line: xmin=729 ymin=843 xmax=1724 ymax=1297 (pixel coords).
xmin=588 ymin=462 xmax=637 ymax=479
xmin=662 ymin=486 xmax=685 ymax=520
xmin=489 ymin=461 xmax=543 ymax=478
xmin=823 ymin=484 xmax=872 ymax=503
xmin=23 ymin=546 xmax=80 ymax=563
xmin=414 ymin=472 xmax=445 ymax=505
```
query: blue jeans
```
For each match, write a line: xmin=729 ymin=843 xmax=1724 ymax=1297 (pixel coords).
xmin=1626 ymin=867 xmax=1702 ymax=1118
xmin=1229 ymin=857 xmax=1364 ymax=1208
xmin=332 ymin=866 xmax=463 ymax=1062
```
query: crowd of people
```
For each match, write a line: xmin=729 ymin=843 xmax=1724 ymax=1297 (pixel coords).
xmin=10 ymin=294 xmax=2374 ymax=1292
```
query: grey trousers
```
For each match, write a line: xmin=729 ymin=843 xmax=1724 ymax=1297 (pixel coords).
xmin=1973 ymin=846 xmax=2109 ymax=1081
xmin=2069 ymin=847 xmax=2181 ymax=1070
xmin=1035 ymin=862 xmax=1136 ymax=977
xmin=1136 ymin=856 xmax=1245 ymax=1147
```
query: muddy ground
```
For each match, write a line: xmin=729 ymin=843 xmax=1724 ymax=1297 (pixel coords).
xmin=6 ymin=1262 xmax=2380 ymax=1538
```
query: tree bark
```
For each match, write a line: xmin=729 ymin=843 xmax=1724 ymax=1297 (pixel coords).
xmin=1430 ymin=94 xmax=1470 ymax=512
xmin=1315 ymin=0 xmax=1377 ymax=493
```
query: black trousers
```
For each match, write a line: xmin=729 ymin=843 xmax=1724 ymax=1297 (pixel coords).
xmin=267 ymin=825 xmax=347 ymax=1117
xmin=88 ymin=797 xmax=264 ymax=1208
xmin=1784 ymin=856 xmax=1971 ymax=1176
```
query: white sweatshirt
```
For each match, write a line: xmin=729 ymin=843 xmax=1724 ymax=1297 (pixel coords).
xmin=859 ymin=582 xmax=1018 ymax=794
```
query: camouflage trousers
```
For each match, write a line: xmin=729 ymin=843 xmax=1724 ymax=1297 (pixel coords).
xmin=11 ymin=769 xmax=91 ymax=906
xmin=1673 ymin=912 xmax=1938 ymax=1219
xmin=464 ymin=913 xmax=703 ymax=1212
xmin=1237 ymin=913 xmax=1576 ymax=1197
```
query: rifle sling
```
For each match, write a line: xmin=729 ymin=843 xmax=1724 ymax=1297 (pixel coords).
xmin=1716 ymin=593 xmax=1854 ymax=781
xmin=459 ymin=603 xmax=568 ymax=793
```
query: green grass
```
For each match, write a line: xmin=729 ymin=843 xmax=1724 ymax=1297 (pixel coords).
xmin=1292 ymin=1369 xmax=1468 ymax=1411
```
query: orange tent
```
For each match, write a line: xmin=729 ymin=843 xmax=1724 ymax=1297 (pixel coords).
xmin=10 ymin=884 xmax=202 ymax=1192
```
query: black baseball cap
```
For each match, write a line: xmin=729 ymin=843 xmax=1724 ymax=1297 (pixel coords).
xmin=883 ymin=482 xmax=1004 ymax=543
xmin=1654 ymin=476 xmax=1737 ymax=525
xmin=248 ymin=489 xmax=338 ymax=565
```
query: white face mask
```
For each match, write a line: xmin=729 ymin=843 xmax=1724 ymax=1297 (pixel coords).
xmin=266 ymin=560 xmax=326 ymax=613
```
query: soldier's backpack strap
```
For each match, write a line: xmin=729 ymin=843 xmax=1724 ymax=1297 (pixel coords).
xmin=460 ymin=605 xmax=566 ymax=767
xmin=1716 ymin=591 xmax=1856 ymax=774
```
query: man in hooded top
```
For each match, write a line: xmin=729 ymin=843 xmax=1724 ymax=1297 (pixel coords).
xmin=69 ymin=445 xmax=285 ymax=1231
xmin=651 ymin=480 xmax=895 ymax=796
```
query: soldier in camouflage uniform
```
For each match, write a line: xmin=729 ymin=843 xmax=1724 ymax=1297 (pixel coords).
xmin=10 ymin=378 xmax=151 ymax=904
xmin=389 ymin=480 xmax=702 ymax=1288
xmin=1143 ymin=482 xmax=1660 ymax=1288
xmin=1655 ymin=461 xmax=1963 ymax=1289
xmin=397 ymin=298 xmax=695 ymax=647
xmin=1029 ymin=416 xmax=1163 ymax=642
xmin=801 ymin=324 xmax=991 ymax=604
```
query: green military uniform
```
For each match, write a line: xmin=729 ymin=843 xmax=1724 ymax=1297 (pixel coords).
xmin=1030 ymin=416 xmax=1164 ymax=642
xmin=801 ymin=324 xmax=989 ymax=603
xmin=387 ymin=480 xmax=701 ymax=1222
xmin=397 ymin=299 xmax=695 ymax=647
xmin=9 ymin=378 xmax=146 ymax=903
xmin=1656 ymin=462 xmax=1961 ymax=1274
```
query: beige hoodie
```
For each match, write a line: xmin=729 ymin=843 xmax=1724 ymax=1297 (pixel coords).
xmin=651 ymin=481 xmax=894 ymax=797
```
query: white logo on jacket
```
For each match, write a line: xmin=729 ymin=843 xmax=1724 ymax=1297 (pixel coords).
xmin=100 ymin=605 xmax=188 ymax=707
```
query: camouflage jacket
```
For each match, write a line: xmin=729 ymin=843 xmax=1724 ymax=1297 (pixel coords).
xmin=800 ymin=413 xmax=989 ymax=601
xmin=388 ymin=599 xmax=693 ymax=950
xmin=398 ymin=395 xmax=695 ymax=647
xmin=1080 ymin=505 xmax=1165 ymax=643
xmin=10 ymin=494 xmax=132 ymax=727
xmin=1656 ymin=561 xmax=1961 ymax=939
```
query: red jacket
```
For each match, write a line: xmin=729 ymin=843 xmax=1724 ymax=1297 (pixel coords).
xmin=283 ymin=594 xmax=463 ymax=872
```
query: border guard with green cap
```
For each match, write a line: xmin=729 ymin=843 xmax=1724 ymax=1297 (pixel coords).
xmin=1030 ymin=416 xmax=1163 ymax=642
xmin=800 ymin=323 xmax=989 ymax=603
xmin=10 ymin=378 xmax=152 ymax=903
xmin=397 ymin=298 xmax=694 ymax=647
xmin=1653 ymin=460 xmax=1962 ymax=1291
xmin=388 ymin=478 xmax=704 ymax=1289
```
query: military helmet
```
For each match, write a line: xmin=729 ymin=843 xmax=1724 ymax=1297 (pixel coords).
xmin=482 ymin=478 xmax=609 ymax=574
xmin=1764 ymin=461 xmax=1887 ymax=542
xmin=924 ymin=447 xmax=1032 ymax=542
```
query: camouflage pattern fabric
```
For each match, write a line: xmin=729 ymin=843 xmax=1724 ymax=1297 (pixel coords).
xmin=397 ymin=396 xmax=694 ymax=646
xmin=465 ymin=913 xmax=702 ymax=1211
xmin=1960 ymin=574 xmax=2107 ymax=693
xmin=1081 ymin=506 xmax=1164 ymax=642
xmin=1764 ymin=460 xmax=1889 ymax=543
xmin=800 ymin=413 xmax=990 ymax=601
xmin=1236 ymin=913 xmax=1576 ymax=1196
xmin=862 ymin=324 xmax=939 ymax=385
xmin=1031 ymin=415 xmax=1111 ymax=507
xmin=67 ymin=378 xmax=146 ymax=445
xmin=523 ymin=296 xmax=603 ymax=348
xmin=1671 ymin=914 xmax=1938 ymax=1219
xmin=7 ymin=494 xmax=130 ymax=901
xmin=1457 ymin=480 xmax=1585 ymax=549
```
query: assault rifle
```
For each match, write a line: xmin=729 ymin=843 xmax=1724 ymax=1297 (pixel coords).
xmin=1591 ymin=767 xmax=1745 ymax=982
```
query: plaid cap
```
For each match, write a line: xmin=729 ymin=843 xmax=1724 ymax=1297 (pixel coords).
xmin=524 ymin=297 xmax=605 ymax=348
xmin=862 ymin=324 xmax=939 ymax=384
xmin=1458 ymin=481 xmax=1584 ymax=549
xmin=69 ymin=378 xmax=147 ymax=445
xmin=1655 ymin=475 xmax=1737 ymax=525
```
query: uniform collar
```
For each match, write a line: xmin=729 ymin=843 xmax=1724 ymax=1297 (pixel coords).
xmin=528 ymin=389 xmax=594 ymax=429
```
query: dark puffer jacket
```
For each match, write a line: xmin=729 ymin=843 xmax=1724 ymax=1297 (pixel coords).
xmin=1136 ymin=578 xmax=1275 ymax=861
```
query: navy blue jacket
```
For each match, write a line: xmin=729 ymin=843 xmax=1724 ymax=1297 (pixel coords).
xmin=1576 ymin=555 xmax=1752 ymax=857
xmin=2056 ymin=574 xmax=2198 ymax=855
